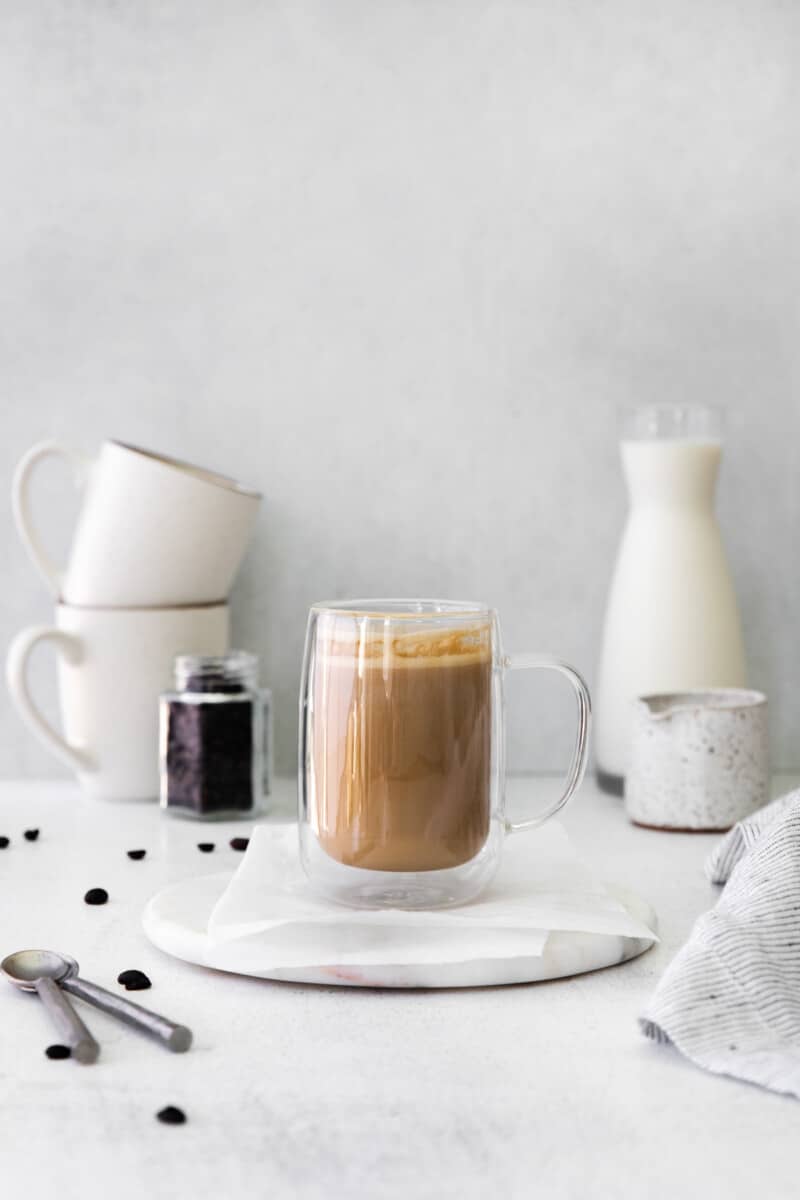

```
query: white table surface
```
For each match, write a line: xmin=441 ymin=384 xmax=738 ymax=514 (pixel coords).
xmin=1 ymin=773 xmax=798 ymax=1200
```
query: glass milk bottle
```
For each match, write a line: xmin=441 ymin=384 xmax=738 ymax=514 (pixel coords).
xmin=595 ymin=404 xmax=746 ymax=794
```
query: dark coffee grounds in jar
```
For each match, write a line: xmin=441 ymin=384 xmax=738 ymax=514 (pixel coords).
xmin=0 ymin=837 xmax=9 ymax=849
xmin=184 ymin=671 xmax=246 ymax=694
xmin=127 ymin=849 xmax=146 ymax=861
xmin=84 ymin=887 xmax=109 ymax=905
xmin=164 ymin=699 xmax=255 ymax=814
xmin=159 ymin=652 xmax=265 ymax=820
xmin=197 ymin=842 xmax=215 ymax=853
xmin=230 ymin=837 xmax=250 ymax=851
xmin=24 ymin=828 xmax=39 ymax=841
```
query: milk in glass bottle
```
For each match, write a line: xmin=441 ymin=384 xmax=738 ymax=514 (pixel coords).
xmin=595 ymin=404 xmax=746 ymax=794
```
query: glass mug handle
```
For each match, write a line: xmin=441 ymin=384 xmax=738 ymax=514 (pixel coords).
xmin=502 ymin=654 xmax=592 ymax=833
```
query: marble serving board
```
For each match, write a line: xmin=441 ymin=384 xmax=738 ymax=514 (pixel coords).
xmin=143 ymin=873 xmax=657 ymax=988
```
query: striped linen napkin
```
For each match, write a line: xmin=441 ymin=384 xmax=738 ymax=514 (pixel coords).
xmin=640 ymin=789 xmax=800 ymax=1098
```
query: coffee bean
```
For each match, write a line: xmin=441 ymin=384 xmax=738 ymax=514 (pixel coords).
xmin=230 ymin=837 xmax=250 ymax=852
xmin=157 ymin=1105 xmax=186 ymax=1125
xmin=0 ymin=836 xmax=9 ymax=849
xmin=117 ymin=969 xmax=151 ymax=991
xmin=127 ymin=849 xmax=146 ymax=861
xmin=84 ymin=888 xmax=109 ymax=905
xmin=45 ymin=1044 xmax=71 ymax=1060
xmin=197 ymin=843 xmax=215 ymax=853
xmin=24 ymin=829 xmax=40 ymax=842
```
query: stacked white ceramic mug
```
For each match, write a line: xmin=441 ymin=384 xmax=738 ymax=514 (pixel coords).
xmin=7 ymin=440 xmax=261 ymax=800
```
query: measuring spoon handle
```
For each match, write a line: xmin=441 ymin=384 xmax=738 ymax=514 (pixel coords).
xmin=61 ymin=976 xmax=192 ymax=1053
xmin=35 ymin=976 xmax=99 ymax=1064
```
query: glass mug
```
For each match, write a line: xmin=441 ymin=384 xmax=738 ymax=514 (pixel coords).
xmin=298 ymin=599 xmax=591 ymax=909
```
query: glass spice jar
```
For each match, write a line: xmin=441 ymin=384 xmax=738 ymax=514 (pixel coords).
xmin=159 ymin=652 xmax=271 ymax=820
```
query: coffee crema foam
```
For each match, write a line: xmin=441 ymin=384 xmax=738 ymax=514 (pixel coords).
xmin=315 ymin=623 xmax=492 ymax=668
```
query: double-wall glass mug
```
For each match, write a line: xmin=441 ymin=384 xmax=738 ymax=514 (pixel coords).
xmin=298 ymin=600 xmax=591 ymax=909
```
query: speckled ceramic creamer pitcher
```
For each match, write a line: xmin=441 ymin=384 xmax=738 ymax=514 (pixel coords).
xmin=625 ymin=689 xmax=769 ymax=831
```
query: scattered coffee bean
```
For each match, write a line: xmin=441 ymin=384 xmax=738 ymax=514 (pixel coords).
xmin=45 ymin=1044 xmax=71 ymax=1060
xmin=117 ymin=969 xmax=151 ymax=991
xmin=230 ymin=837 xmax=250 ymax=852
xmin=0 ymin=836 xmax=9 ymax=849
xmin=197 ymin=843 xmax=215 ymax=853
xmin=127 ymin=849 xmax=146 ymax=861
xmin=84 ymin=887 xmax=109 ymax=905
xmin=24 ymin=828 xmax=40 ymax=842
xmin=157 ymin=1105 xmax=186 ymax=1125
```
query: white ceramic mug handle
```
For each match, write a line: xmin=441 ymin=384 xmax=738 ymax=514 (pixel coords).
xmin=503 ymin=654 xmax=592 ymax=833
xmin=12 ymin=440 xmax=92 ymax=596
xmin=5 ymin=626 xmax=91 ymax=772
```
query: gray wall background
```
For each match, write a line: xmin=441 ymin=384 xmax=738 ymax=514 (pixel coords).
xmin=1 ymin=0 xmax=798 ymax=781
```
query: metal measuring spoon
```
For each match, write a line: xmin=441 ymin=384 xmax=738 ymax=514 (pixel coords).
xmin=47 ymin=951 xmax=191 ymax=1052
xmin=2 ymin=949 xmax=100 ymax=1064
